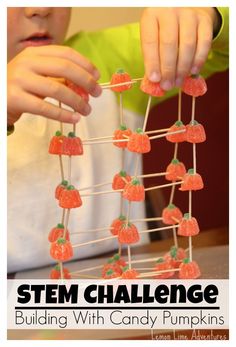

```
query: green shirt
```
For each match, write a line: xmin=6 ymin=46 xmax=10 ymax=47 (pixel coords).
xmin=66 ymin=7 xmax=229 ymax=115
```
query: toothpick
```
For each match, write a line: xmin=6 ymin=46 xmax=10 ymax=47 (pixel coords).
xmin=171 ymin=216 xmax=180 ymax=223
xmin=173 ymin=143 xmax=178 ymax=160
xmin=189 ymin=236 xmax=193 ymax=262
xmin=68 ymin=156 xmax=72 ymax=185
xmin=145 ymin=181 xmax=183 ymax=192
xmin=172 ymin=226 xmax=178 ymax=248
xmin=101 ymin=80 xmax=137 ymax=89
xmin=145 ymin=128 xmax=170 ymax=135
xmin=80 ymin=188 xmax=122 ymax=198
xmin=142 ymin=95 xmax=152 ymax=132
xmin=193 ymin=143 xmax=197 ymax=173
xmin=139 ymin=224 xmax=180 ymax=235
xmin=58 ymin=155 xmax=65 ymax=181
xmin=61 ymin=208 xmax=66 ymax=225
xmin=119 ymin=92 xmax=124 ymax=125
xmin=134 ymin=153 xmax=140 ymax=177
xmin=73 ymin=123 xmax=76 ymax=135
xmin=83 ymin=135 xmax=113 ymax=142
xmin=138 ymin=268 xmax=180 ymax=278
xmin=169 ymin=184 xmax=176 ymax=204
xmin=79 ymin=181 xmax=112 ymax=192
xmin=149 ymin=128 xmax=186 ymax=140
xmin=63 ymin=209 xmax=70 ymax=239
xmin=137 ymin=172 xmax=167 ymax=179
xmin=72 ymin=234 xmax=117 ymax=248
xmin=178 ymin=89 xmax=182 ymax=121
xmin=191 ymin=96 xmax=196 ymax=122
xmin=83 ymin=138 xmax=129 ymax=145
xmin=127 ymin=245 xmax=132 ymax=270
xmin=70 ymin=273 xmax=101 ymax=279
xmin=59 ymin=261 xmax=64 ymax=280
xmin=58 ymin=101 xmax=63 ymax=134
xmin=189 ymin=190 xmax=192 ymax=218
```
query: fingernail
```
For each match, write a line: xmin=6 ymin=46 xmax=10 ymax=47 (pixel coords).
xmin=149 ymin=71 xmax=161 ymax=82
xmin=161 ymin=80 xmax=173 ymax=91
xmin=93 ymin=70 xmax=100 ymax=80
xmin=92 ymin=84 xmax=102 ymax=97
xmin=83 ymin=103 xmax=91 ymax=116
xmin=175 ymin=77 xmax=183 ymax=87
xmin=72 ymin=112 xmax=81 ymax=122
xmin=191 ymin=66 xmax=199 ymax=75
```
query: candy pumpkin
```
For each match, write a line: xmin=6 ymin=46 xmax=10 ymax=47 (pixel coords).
xmin=182 ymin=74 xmax=207 ymax=97
xmin=62 ymin=132 xmax=83 ymax=156
xmin=50 ymin=265 xmax=71 ymax=279
xmin=48 ymin=223 xmax=70 ymax=243
xmin=123 ymin=178 xmax=145 ymax=201
xmin=113 ymin=124 xmax=132 ymax=149
xmin=112 ymin=171 xmax=131 ymax=190
xmin=178 ymin=213 xmax=200 ymax=236
xmin=65 ymin=80 xmax=89 ymax=102
xmin=55 ymin=180 xmax=68 ymax=200
xmin=110 ymin=68 xmax=132 ymax=92
xmin=166 ymin=121 xmax=186 ymax=143
xmin=112 ymin=253 xmax=127 ymax=268
xmin=179 ymin=258 xmax=201 ymax=279
xmin=59 ymin=185 xmax=82 ymax=209
xmin=49 ymin=131 xmax=65 ymax=155
xmin=121 ymin=267 xmax=139 ymax=279
xmin=164 ymin=246 xmax=187 ymax=268
xmin=180 ymin=169 xmax=204 ymax=191
xmin=162 ymin=204 xmax=183 ymax=225
xmin=50 ymin=238 xmax=73 ymax=261
xmin=127 ymin=128 xmax=151 ymax=153
xmin=110 ymin=215 xmax=126 ymax=235
xmin=102 ymin=268 xmax=120 ymax=279
xmin=140 ymin=75 xmax=165 ymax=97
xmin=186 ymin=120 xmax=206 ymax=143
xmin=165 ymin=158 xmax=186 ymax=181
xmin=118 ymin=223 xmax=140 ymax=244
xmin=154 ymin=258 xmax=175 ymax=279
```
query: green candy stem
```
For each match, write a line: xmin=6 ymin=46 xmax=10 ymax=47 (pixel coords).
xmin=56 ymin=223 xmax=65 ymax=229
xmin=175 ymin=120 xmax=184 ymax=127
xmin=68 ymin=131 xmax=76 ymax=138
xmin=183 ymin=258 xmax=191 ymax=264
xmin=113 ymin=253 xmax=120 ymax=261
xmin=61 ymin=180 xmax=68 ymax=186
xmin=156 ymin=258 xmax=164 ymax=264
xmin=136 ymin=128 xmax=143 ymax=134
xmin=171 ymin=158 xmax=180 ymax=164
xmin=116 ymin=68 xmax=125 ymax=74
xmin=119 ymin=170 xmax=127 ymax=177
xmin=132 ymin=178 xmax=140 ymax=186
xmin=57 ymin=238 xmax=67 ymax=245
xmin=190 ymin=74 xmax=200 ymax=79
xmin=184 ymin=213 xmax=190 ymax=219
xmin=119 ymin=215 xmax=126 ymax=221
xmin=119 ymin=124 xmax=127 ymax=131
xmin=122 ymin=265 xmax=129 ymax=272
xmin=107 ymin=257 xmax=114 ymax=264
xmin=170 ymin=246 xmax=177 ymax=259
xmin=54 ymin=264 xmax=61 ymax=271
xmin=189 ymin=120 xmax=199 ymax=126
xmin=188 ymin=168 xmax=195 ymax=175
xmin=167 ymin=203 xmax=176 ymax=210
xmin=67 ymin=185 xmax=75 ymax=190
xmin=55 ymin=130 xmax=62 ymax=136
xmin=106 ymin=269 xmax=114 ymax=276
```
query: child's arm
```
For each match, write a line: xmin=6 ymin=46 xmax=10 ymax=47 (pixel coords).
xmin=7 ymin=45 xmax=102 ymax=125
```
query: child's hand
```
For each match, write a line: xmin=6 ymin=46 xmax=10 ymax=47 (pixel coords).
xmin=7 ymin=45 xmax=102 ymax=125
xmin=140 ymin=7 xmax=221 ymax=90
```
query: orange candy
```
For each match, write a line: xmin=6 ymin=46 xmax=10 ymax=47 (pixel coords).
xmin=123 ymin=179 xmax=145 ymax=202
xmin=48 ymin=223 xmax=70 ymax=243
xmin=112 ymin=171 xmax=131 ymax=190
xmin=102 ymin=268 xmax=121 ymax=279
xmin=50 ymin=265 xmax=71 ymax=279
xmin=127 ymin=128 xmax=151 ymax=153
xmin=180 ymin=169 xmax=204 ymax=191
xmin=179 ymin=258 xmax=201 ymax=279
xmin=113 ymin=125 xmax=132 ymax=149
xmin=49 ymin=131 xmax=65 ymax=155
xmin=178 ymin=213 xmax=200 ymax=236
xmin=186 ymin=120 xmax=206 ymax=143
xmin=59 ymin=185 xmax=82 ymax=209
xmin=162 ymin=204 xmax=183 ymax=225
xmin=154 ymin=258 xmax=175 ymax=279
xmin=118 ymin=223 xmax=140 ymax=244
xmin=110 ymin=215 xmax=126 ymax=235
xmin=166 ymin=121 xmax=186 ymax=143
xmin=62 ymin=132 xmax=83 ymax=156
xmin=55 ymin=180 xmax=68 ymax=200
xmin=50 ymin=238 xmax=73 ymax=261
xmin=165 ymin=159 xmax=187 ymax=181
xmin=66 ymin=80 xmax=89 ymax=102
xmin=182 ymin=74 xmax=207 ymax=97
xmin=113 ymin=253 xmax=127 ymax=268
xmin=110 ymin=69 xmax=132 ymax=92
xmin=121 ymin=267 xmax=140 ymax=279
xmin=140 ymin=76 xmax=165 ymax=97
xmin=164 ymin=246 xmax=187 ymax=268
xmin=101 ymin=254 xmax=127 ymax=277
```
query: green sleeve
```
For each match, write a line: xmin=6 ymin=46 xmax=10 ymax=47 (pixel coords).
xmin=65 ymin=7 xmax=228 ymax=115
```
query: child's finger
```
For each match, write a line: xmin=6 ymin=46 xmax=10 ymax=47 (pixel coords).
xmin=30 ymin=56 xmax=102 ymax=97
xmin=176 ymin=11 xmax=197 ymax=86
xmin=33 ymin=45 xmax=100 ymax=80
xmin=21 ymin=92 xmax=83 ymax=123
xmin=159 ymin=11 xmax=178 ymax=90
xmin=22 ymin=74 xmax=91 ymax=116
xmin=191 ymin=17 xmax=213 ymax=74
xmin=140 ymin=10 xmax=160 ymax=82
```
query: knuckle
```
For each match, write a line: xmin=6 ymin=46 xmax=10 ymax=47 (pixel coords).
xmin=48 ymin=82 xmax=61 ymax=97
xmin=86 ymin=77 xmax=96 ymax=93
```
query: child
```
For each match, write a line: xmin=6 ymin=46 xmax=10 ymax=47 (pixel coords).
xmin=7 ymin=7 xmax=228 ymax=273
